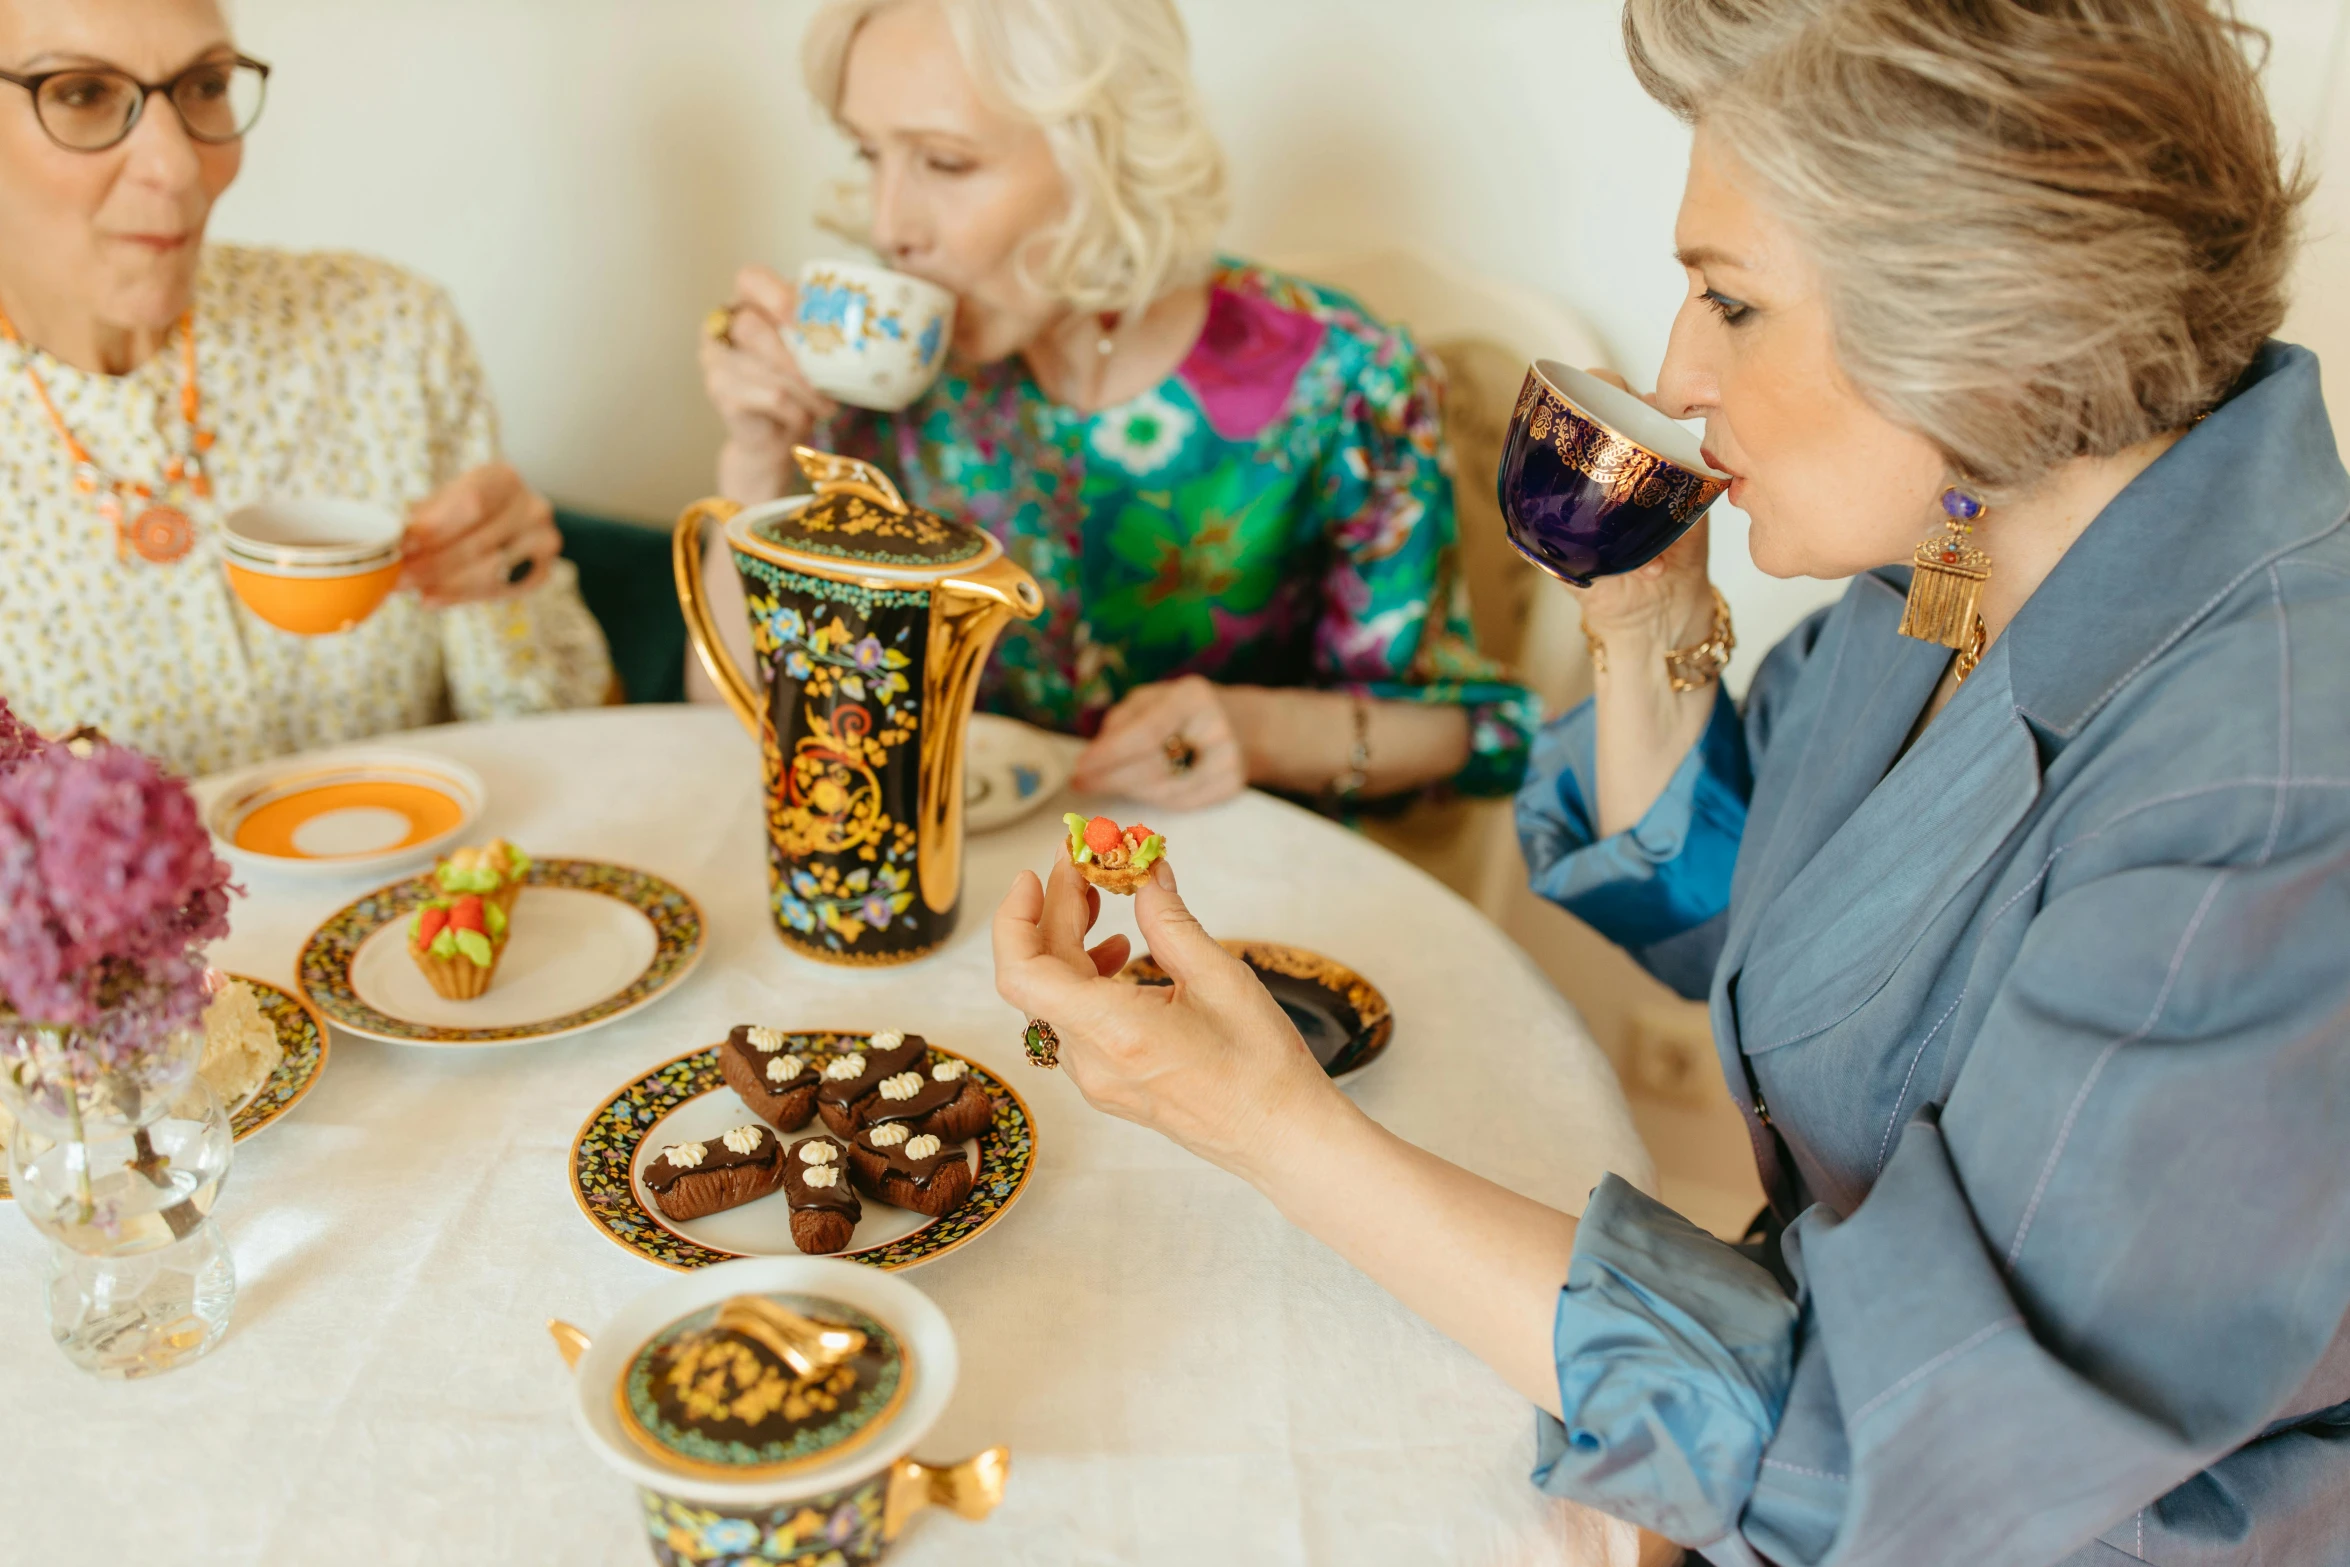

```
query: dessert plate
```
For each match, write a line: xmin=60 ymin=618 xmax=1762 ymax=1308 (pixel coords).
xmin=0 ymin=973 xmax=327 ymax=1201
xmin=297 ymin=859 xmax=705 ymax=1046
xmin=963 ymin=713 xmax=1071 ymax=835
xmin=1119 ymin=940 xmax=1394 ymax=1079
xmin=570 ymin=1033 xmax=1036 ymax=1272
xmin=200 ymin=747 xmax=485 ymax=877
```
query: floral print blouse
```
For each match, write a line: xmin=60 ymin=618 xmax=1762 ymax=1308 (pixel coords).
xmin=819 ymin=259 xmax=1536 ymax=798
xmin=0 ymin=245 xmax=612 ymax=779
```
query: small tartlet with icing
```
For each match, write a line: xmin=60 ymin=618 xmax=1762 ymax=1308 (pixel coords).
xmin=431 ymin=839 xmax=530 ymax=915
xmin=407 ymin=892 xmax=508 ymax=1000
xmin=1063 ymin=813 xmax=1166 ymax=895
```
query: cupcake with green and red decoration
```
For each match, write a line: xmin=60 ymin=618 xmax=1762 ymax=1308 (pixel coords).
xmin=431 ymin=839 xmax=530 ymax=917
xmin=1062 ymin=813 xmax=1166 ymax=896
xmin=407 ymin=891 xmax=509 ymax=1000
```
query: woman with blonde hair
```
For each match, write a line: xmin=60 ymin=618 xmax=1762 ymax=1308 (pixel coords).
xmin=993 ymin=1 xmax=2350 ymax=1562
xmin=697 ymin=0 xmax=1534 ymax=810
xmin=0 ymin=0 xmax=612 ymax=777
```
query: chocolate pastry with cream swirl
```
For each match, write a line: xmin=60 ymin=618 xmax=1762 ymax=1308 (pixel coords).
xmin=848 ymin=1121 xmax=974 ymax=1217
xmin=717 ymin=1023 xmax=820 ymax=1131
xmin=643 ymin=1123 xmax=786 ymax=1222
xmin=783 ymin=1134 xmax=861 ymax=1254
xmin=813 ymin=1030 xmax=931 ymax=1136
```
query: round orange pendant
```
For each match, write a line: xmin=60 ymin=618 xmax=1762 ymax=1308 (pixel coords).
xmin=126 ymin=505 xmax=194 ymax=565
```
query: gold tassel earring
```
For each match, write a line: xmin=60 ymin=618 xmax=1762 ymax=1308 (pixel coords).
xmin=1898 ymin=486 xmax=1991 ymax=681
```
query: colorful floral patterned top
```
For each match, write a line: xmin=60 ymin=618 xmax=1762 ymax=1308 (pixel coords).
xmin=818 ymin=259 xmax=1536 ymax=798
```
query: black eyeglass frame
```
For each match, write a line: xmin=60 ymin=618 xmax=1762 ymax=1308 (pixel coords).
xmin=0 ymin=53 xmax=270 ymax=152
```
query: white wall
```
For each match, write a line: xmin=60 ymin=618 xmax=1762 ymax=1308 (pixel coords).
xmin=210 ymin=0 xmax=2350 ymax=686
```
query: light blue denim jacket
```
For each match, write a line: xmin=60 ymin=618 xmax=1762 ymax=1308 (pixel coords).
xmin=1516 ymin=344 xmax=2350 ymax=1566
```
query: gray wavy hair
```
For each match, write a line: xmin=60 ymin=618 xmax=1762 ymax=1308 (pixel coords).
xmin=804 ymin=0 xmax=1230 ymax=322
xmin=1624 ymin=0 xmax=2309 ymax=496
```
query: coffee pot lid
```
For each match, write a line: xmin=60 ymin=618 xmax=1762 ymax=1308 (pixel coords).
xmin=614 ymin=1291 xmax=912 ymax=1481
xmin=746 ymin=448 xmax=990 ymax=576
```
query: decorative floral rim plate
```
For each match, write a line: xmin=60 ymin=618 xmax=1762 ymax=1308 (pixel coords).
xmin=296 ymin=858 xmax=705 ymax=1046
xmin=1119 ymin=939 xmax=1394 ymax=1079
xmin=570 ymin=1035 xmax=1037 ymax=1272
xmin=0 ymin=973 xmax=327 ymax=1202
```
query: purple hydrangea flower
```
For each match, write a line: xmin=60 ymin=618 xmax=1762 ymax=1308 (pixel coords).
xmin=0 ymin=699 xmax=237 ymax=1062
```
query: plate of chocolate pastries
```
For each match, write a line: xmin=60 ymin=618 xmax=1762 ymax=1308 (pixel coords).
xmin=568 ymin=1027 xmax=1037 ymax=1272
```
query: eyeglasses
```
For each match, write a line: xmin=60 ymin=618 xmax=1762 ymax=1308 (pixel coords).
xmin=0 ymin=54 xmax=269 ymax=153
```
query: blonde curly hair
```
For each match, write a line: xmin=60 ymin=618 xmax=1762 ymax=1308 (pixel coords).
xmin=1624 ymin=0 xmax=2309 ymax=496
xmin=803 ymin=0 xmax=1230 ymax=322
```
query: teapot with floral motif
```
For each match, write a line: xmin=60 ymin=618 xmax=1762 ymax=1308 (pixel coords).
xmin=674 ymin=448 xmax=1043 ymax=965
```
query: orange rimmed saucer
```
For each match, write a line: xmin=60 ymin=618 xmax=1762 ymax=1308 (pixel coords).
xmin=199 ymin=747 xmax=484 ymax=878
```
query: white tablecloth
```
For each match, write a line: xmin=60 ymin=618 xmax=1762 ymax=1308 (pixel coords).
xmin=0 ymin=706 xmax=1656 ymax=1565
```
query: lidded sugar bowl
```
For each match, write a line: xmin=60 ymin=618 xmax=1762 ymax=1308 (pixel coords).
xmin=553 ymin=1256 xmax=1007 ymax=1565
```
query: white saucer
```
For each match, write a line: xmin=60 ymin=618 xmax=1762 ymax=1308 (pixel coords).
xmin=963 ymin=713 xmax=1071 ymax=834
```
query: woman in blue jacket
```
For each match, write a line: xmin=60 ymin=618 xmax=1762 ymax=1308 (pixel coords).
xmin=992 ymin=1 xmax=2350 ymax=1561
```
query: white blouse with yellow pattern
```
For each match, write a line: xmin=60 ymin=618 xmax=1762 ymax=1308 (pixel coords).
xmin=0 ymin=244 xmax=612 ymax=778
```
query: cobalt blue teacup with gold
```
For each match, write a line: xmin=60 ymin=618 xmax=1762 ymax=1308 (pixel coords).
xmin=1496 ymin=359 xmax=1729 ymax=586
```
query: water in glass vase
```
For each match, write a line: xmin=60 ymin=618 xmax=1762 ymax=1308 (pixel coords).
xmin=8 ymin=1082 xmax=236 ymax=1377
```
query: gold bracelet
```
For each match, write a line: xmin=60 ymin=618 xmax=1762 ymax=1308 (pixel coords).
xmin=1584 ymin=584 xmax=1736 ymax=694
xmin=1326 ymin=692 xmax=1372 ymax=803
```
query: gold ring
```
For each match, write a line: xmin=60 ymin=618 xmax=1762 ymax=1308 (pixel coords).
xmin=1162 ymin=733 xmax=1197 ymax=775
xmin=1022 ymin=1018 xmax=1061 ymax=1070
xmin=701 ymin=304 xmax=739 ymax=346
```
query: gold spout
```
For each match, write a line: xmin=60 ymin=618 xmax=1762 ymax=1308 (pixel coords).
xmin=547 ymin=1319 xmax=591 ymax=1371
xmin=916 ymin=555 xmax=1045 ymax=914
xmin=673 ymin=496 xmax=759 ymax=736
xmin=883 ymin=1446 xmax=1010 ymax=1540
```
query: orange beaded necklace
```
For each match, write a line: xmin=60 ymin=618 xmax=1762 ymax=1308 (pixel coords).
xmin=0 ymin=303 xmax=215 ymax=565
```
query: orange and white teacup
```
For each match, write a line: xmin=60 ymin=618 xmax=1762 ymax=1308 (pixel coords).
xmin=220 ymin=500 xmax=404 ymax=636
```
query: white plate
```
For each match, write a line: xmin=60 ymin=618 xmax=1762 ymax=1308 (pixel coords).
xmin=299 ymin=860 xmax=706 ymax=1047
xmin=963 ymin=713 xmax=1071 ymax=834
xmin=349 ymin=887 xmax=658 ymax=1032
xmin=200 ymin=747 xmax=484 ymax=877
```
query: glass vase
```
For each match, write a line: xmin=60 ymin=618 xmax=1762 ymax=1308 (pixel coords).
xmin=1 ymin=1018 xmax=237 ymax=1377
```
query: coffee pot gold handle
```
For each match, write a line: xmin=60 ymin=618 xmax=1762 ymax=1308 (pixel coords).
xmin=672 ymin=497 xmax=760 ymax=735
xmin=916 ymin=556 xmax=1044 ymax=915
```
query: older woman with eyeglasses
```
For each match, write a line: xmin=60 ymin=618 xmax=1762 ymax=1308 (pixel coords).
xmin=0 ymin=0 xmax=610 ymax=777
xmin=696 ymin=0 xmax=1536 ymax=812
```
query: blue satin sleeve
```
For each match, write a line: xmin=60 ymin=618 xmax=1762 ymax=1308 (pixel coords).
xmin=1513 ymin=686 xmax=1752 ymax=998
xmin=1531 ymin=1175 xmax=1800 ymax=1547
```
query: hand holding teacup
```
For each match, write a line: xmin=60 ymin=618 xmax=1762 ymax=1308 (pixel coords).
xmin=702 ymin=258 xmax=957 ymax=501
xmin=400 ymin=462 xmax=563 ymax=608
xmin=1499 ymin=360 xmax=1725 ymax=661
xmin=701 ymin=263 xmax=841 ymax=475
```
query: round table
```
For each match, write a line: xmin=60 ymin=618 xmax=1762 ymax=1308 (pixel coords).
xmin=0 ymin=706 xmax=1656 ymax=1565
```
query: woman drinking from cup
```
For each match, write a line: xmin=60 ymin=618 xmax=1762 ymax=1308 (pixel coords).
xmin=0 ymin=0 xmax=611 ymax=778
xmin=995 ymin=1 xmax=2350 ymax=1561
xmin=696 ymin=0 xmax=1536 ymax=811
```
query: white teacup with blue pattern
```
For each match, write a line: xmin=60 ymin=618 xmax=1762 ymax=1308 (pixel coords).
xmin=789 ymin=259 xmax=955 ymax=412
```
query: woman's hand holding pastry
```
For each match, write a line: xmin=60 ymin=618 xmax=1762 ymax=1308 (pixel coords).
xmin=992 ymin=858 xmax=1336 ymax=1178
xmin=701 ymin=264 xmax=839 ymax=502
xmin=1071 ymin=675 xmax=1250 ymax=808
xmin=401 ymin=463 xmax=563 ymax=608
